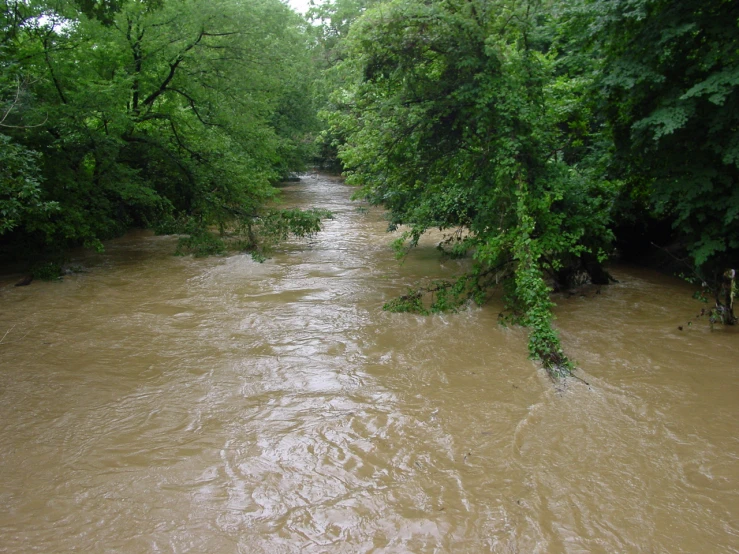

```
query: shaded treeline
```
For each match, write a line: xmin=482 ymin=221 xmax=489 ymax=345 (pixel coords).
xmin=1 ymin=0 xmax=327 ymax=265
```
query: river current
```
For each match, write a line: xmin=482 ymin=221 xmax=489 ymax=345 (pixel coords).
xmin=0 ymin=173 xmax=737 ymax=553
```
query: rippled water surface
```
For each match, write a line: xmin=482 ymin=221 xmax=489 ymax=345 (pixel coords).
xmin=1 ymin=173 xmax=737 ymax=553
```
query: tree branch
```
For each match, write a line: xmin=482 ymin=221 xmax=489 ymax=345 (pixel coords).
xmin=168 ymin=88 xmax=220 ymax=126
xmin=141 ymin=28 xmax=210 ymax=108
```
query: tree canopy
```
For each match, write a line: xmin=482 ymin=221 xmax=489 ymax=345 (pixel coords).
xmin=1 ymin=0 xmax=324 ymax=261
xmin=579 ymin=0 xmax=739 ymax=276
xmin=314 ymin=0 xmax=738 ymax=374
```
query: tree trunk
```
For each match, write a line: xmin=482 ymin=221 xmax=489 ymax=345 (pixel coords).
xmin=718 ymin=269 xmax=736 ymax=325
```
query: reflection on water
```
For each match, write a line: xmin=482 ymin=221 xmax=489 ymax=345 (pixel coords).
xmin=0 ymin=173 xmax=737 ymax=553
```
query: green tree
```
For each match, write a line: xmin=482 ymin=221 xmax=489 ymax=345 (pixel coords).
xmin=0 ymin=0 xmax=325 ymax=259
xmin=306 ymin=0 xmax=384 ymax=169
xmin=569 ymin=0 xmax=739 ymax=285
xmin=0 ymin=134 xmax=57 ymax=236
xmin=329 ymin=0 xmax=617 ymax=377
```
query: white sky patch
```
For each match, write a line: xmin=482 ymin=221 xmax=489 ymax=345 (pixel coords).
xmin=286 ymin=0 xmax=315 ymax=15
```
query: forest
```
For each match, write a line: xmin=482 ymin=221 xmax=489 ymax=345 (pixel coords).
xmin=2 ymin=0 xmax=737 ymax=376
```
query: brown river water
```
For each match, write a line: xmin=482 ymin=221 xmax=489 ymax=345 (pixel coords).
xmin=0 ymin=173 xmax=737 ymax=553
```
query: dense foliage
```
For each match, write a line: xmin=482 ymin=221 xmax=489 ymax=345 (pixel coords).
xmin=315 ymin=0 xmax=738 ymax=375
xmin=322 ymin=0 xmax=614 ymax=376
xmin=573 ymin=0 xmax=739 ymax=280
xmin=0 ymin=0 xmax=324 ymax=261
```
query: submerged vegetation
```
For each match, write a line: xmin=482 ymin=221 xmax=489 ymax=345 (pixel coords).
xmin=2 ymin=0 xmax=736 ymax=376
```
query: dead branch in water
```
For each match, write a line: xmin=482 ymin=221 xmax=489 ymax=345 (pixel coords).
xmin=0 ymin=324 xmax=17 ymax=345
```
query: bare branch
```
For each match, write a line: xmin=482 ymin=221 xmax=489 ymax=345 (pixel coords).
xmin=0 ymin=77 xmax=49 ymax=128
xmin=0 ymin=78 xmax=22 ymax=125
xmin=0 ymin=325 xmax=17 ymax=345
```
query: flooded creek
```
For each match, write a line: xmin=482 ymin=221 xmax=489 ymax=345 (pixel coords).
xmin=0 ymin=173 xmax=737 ymax=552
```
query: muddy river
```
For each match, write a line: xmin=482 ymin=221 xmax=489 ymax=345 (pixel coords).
xmin=0 ymin=173 xmax=737 ymax=553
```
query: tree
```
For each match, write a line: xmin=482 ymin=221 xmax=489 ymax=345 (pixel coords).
xmin=0 ymin=0 xmax=325 ymax=260
xmin=0 ymin=134 xmax=57 ymax=236
xmin=307 ymin=0 xmax=384 ymax=169
xmin=329 ymin=0 xmax=617 ymax=377
xmin=568 ymin=0 xmax=739 ymax=289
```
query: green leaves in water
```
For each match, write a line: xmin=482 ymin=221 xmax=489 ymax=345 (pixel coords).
xmin=162 ymin=208 xmax=333 ymax=260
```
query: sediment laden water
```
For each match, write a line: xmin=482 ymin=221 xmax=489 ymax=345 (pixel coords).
xmin=0 ymin=173 xmax=737 ymax=553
